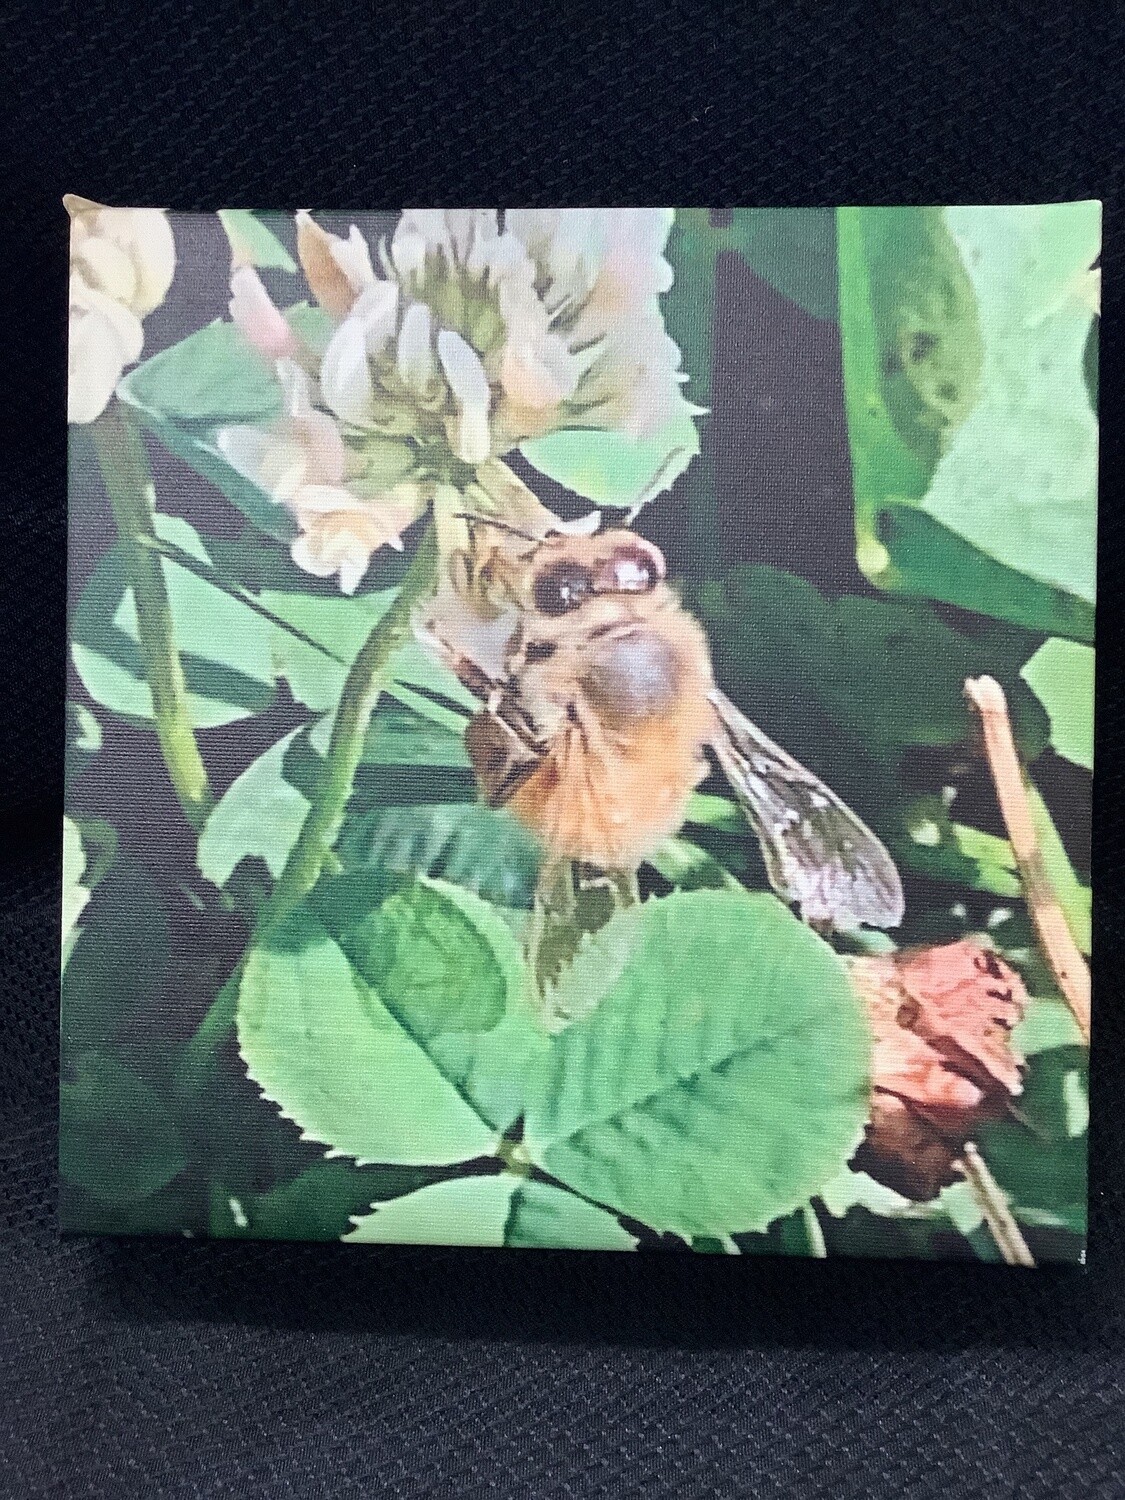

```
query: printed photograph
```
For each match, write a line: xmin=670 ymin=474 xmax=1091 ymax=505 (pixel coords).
xmin=63 ymin=203 xmax=1097 ymax=1262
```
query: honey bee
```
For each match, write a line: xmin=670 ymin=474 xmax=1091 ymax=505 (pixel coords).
xmin=419 ymin=514 xmax=904 ymax=933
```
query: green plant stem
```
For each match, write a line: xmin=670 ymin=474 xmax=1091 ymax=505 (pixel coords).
xmin=264 ymin=525 xmax=439 ymax=920
xmin=91 ymin=403 xmax=213 ymax=830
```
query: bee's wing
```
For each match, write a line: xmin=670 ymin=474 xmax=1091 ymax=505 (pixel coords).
xmin=707 ymin=689 xmax=904 ymax=931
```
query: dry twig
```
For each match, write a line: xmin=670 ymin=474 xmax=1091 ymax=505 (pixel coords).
xmin=964 ymin=676 xmax=1091 ymax=1042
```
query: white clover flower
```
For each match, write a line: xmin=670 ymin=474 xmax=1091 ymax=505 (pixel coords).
xmin=66 ymin=195 xmax=176 ymax=425
xmin=305 ymin=207 xmax=693 ymax=460
xmin=218 ymin=208 xmax=695 ymax=592
xmin=217 ymin=355 xmax=426 ymax=594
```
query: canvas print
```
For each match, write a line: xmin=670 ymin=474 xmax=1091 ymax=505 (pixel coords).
xmin=63 ymin=203 xmax=1097 ymax=1262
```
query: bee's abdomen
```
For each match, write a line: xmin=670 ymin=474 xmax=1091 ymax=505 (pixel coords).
xmin=581 ymin=629 xmax=683 ymax=726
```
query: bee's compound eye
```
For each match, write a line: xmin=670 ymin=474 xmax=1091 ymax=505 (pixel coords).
xmin=532 ymin=561 xmax=594 ymax=616
xmin=600 ymin=542 xmax=664 ymax=593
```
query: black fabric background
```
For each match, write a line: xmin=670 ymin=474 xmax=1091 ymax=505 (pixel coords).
xmin=5 ymin=2 xmax=1124 ymax=1493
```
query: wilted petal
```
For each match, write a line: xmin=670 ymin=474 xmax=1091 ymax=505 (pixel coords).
xmin=296 ymin=211 xmax=362 ymax=319
xmin=437 ymin=329 xmax=492 ymax=462
xmin=332 ymin=225 xmax=377 ymax=295
xmin=230 ymin=266 xmax=298 ymax=360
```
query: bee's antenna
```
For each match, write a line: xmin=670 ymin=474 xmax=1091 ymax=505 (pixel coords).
xmin=452 ymin=513 xmax=540 ymax=543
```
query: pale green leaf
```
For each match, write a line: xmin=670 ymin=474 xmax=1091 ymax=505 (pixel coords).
xmin=72 ymin=515 xmax=276 ymax=729
xmin=262 ymin=586 xmax=476 ymax=717
xmin=837 ymin=204 xmax=1098 ymax=638
xmin=504 ymin=1180 xmax=637 ymax=1251
xmin=320 ymin=876 xmax=547 ymax=1133
xmin=1021 ymin=638 xmax=1095 ymax=771
xmin=920 ymin=204 xmax=1100 ymax=606
xmin=197 ymin=729 xmax=310 ymax=888
xmin=343 ymin=1174 xmax=519 ymax=1246
xmin=118 ymin=318 xmax=282 ymax=424
xmin=218 ymin=209 xmax=297 ymax=272
xmin=1013 ymin=997 xmax=1086 ymax=1057
xmin=239 ymin=909 xmax=496 ymax=1166
xmin=520 ymin=405 xmax=700 ymax=510
xmin=523 ymin=891 xmax=871 ymax=1238
xmin=343 ymin=1174 xmax=638 ymax=1251
xmin=117 ymin=311 xmax=320 ymax=539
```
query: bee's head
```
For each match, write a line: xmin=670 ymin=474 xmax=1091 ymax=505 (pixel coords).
xmin=530 ymin=531 xmax=667 ymax=617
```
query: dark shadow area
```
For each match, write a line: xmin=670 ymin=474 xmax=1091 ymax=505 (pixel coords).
xmin=7 ymin=1 xmax=1125 ymax=1494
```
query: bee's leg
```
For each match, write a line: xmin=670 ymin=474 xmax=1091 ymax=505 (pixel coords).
xmin=465 ymin=710 xmax=542 ymax=807
xmin=415 ymin=618 xmax=505 ymax=708
xmin=573 ymin=862 xmax=640 ymax=908
xmin=528 ymin=858 xmax=638 ymax=1028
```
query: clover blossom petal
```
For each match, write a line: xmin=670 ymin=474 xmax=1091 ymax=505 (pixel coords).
xmin=220 ymin=207 xmax=695 ymax=592
xmin=66 ymin=196 xmax=176 ymax=424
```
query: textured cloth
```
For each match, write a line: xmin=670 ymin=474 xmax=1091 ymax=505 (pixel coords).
xmin=5 ymin=1 xmax=1125 ymax=1494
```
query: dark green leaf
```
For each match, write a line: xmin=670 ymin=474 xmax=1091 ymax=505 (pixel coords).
xmin=61 ymin=857 xmax=169 ymax=1057
xmin=60 ymin=1050 xmax=187 ymax=1205
xmin=337 ymin=801 xmax=542 ymax=909
xmin=976 ymin=1046 xmax=1088 ymax=1222
xmin=245 ymin=1162 xmax=441 ymax=1241
xmin=691 ymin=564 xmax=1048 ymax=832
xmin=730 ymin=208 xmax=838 ymax=321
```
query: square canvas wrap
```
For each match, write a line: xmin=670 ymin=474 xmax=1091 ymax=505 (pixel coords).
xmin=62 ymin=204 xmax=1097 ymax=1263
